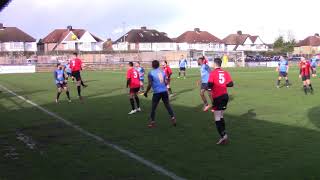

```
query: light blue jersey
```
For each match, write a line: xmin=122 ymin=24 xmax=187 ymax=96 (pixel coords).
xmin=136 ymin=67 xmax=145 ymax=81
xmin=148 ymin=68 xmax=167 ymax=94
xmin=65 ymin=64 xmax=72 ymax=74
xmin=311 ymin=57 xmax=318 ymax=67
xmin=54 ymin=69 xmax=65 ymax=84
xmin=200 ymin=64 xmax=211 ymax=83
xmin=278 ymin=60 xmax=288 ymax=72
xmin=179 ymin=59 xmax=187 ymax=68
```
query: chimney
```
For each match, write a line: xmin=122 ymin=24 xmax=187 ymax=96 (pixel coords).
xmin=315 ymin=33 xmax=319 ymax=37
xmin=0 ymin=23 xmax=3 ymax=29
xmin=67 ymin=25 xmax=73 ymax=31
xmin=141 ymin=26 xmax=147 ymax=30
xmin=107 ymin=38 xmax=112 ymax=41
xmin=237 ymin=31 xmax=242 ymax=35
xmin=194 ymin=28 xmax=200 ymax=32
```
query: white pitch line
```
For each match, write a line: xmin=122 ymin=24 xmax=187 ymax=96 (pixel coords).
xmin=0 ymin=84 xmax=186 ymax=180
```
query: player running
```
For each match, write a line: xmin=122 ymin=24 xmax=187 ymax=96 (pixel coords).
xmin=178 ymin=55 xmax=188 ymax=79
xmin=310 ymin=55 xmax=318 ymax=77
xmin=70 ymin=52 xmax=87 ymax=101
xmin=198 ymin=57 xmax=212 ymax=112
xmin=144 ymin=60 xmax=176 ymax=128
xmin=135 ymin=62 xmax=145 ymax=94
xmin=299 ymin=57 xmax=314 ymax=95
xmin=127 ymin=62 xmax=141 ymax=114
xmin=163 ymin=61 xmax=174 ymax=96
xmin=208 ymin=58 xmax=234 ymax=145
xmin=276 ymin=56 xmax=290 ymax=88
xmin=54 ymin=63 xmax=71 ymax=103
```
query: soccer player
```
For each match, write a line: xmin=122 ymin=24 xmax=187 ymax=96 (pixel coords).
xmin=70 ymin=52 xmax=87 ymax=101
xmin=310 ymin=55 xmax=318 ymax=77
xmin=127 ymin=62 xmax=141 ymax=114
xmin=208 ymin=58 xmax=234 ymax=145
xmin=135 ymin=62 xmax=145 ymax=94
xmin=162 ymin=61 xmax=174 ymax=96
xmin=299 ymin=57 xmax=314 ymax=94
xmin=144 ymin=60 xmax=176 ymax=128
xmin=54 ymin=63 xmax=71 ymax=103
xmin=276 ymin=56 xmax=290 ymax=88
xmin=198 ymin=57 xmax=212 ymax=112
xmin=64 ymin=61 xmax=73 ymax=82
xmin=178 ymin=55 xmax=188 ymax=79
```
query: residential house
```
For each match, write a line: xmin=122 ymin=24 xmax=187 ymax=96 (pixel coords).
xmin=0 ymin=23 xmax=36 ymax=52
xmin=42 ymin=26 xmax=103 ymax=52
xmin=294 ymin=34 xmax=320 ymax=55
xmin=112 ymin=26 xmax=175 ymax=51
xmin=175 ymin=28 xmax=225 ymax=51
xmin=223 ymin=31 xmax=268 ymax=52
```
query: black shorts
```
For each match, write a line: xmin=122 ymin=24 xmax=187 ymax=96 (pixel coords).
xmin=213 ymin=94 xmax=229 ymax=111
xmin=279 ymin=72 xmax=287 ymax=77
xmin=72 ymin=71 xmax=81 ymax=81
xmin=179 ymin=67 xmax=186 ymax=71
xmin=302 ymin=75 xmax=311 ymax=81
xmin=130 ymin=87 xmax=140 ymax=94
xmin=67 ymin=72 xmax=72 ymax=77
xmin=56 ymin=82 xmax=67 ymax=88
xmin=201 ymin=83 xmax=209 ymax=90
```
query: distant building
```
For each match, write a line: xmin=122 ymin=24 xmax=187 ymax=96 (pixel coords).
xmin=42 ymin=26 xmax=103 ymax=52
xmin=175 ymin=28 xmax=225 ymax=51
xmin=113 ymin=26 xmax=175 ymax=51
xmin=103 ymin=38 xmax=113 ymax=51
xmin=0 ymin=23 xmax=36 ymax=52
xmin=294 ymin=34 xmax=320 ymax=54
xmin=223 ymin=31 xmax=268 ymax=52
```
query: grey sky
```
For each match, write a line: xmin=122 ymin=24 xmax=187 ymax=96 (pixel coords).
xmin=1 ymin=0 xmax=320 ymax=43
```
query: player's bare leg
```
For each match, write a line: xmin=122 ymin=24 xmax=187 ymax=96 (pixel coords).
xmin=128 ymin=93 xmax=137 ymax=114
xmin=56 ymin=87 xmax=62 ymax=103
xmin=64 ymin=86 xmax=71 ymax=102
xmin=200 ymin=89 xmax=210 ymax=112
xmin=306 ymin=79 xmax=313 ymax=94
xmin=76 ymin=80 xmax=83 ymax=101
xmin=213 ymin=110 xmax=228 ymax=145
xmin=285 ymin=77 xmax=290 ymax=88
xmin=276 ymin=76 xmax=281 ymax=88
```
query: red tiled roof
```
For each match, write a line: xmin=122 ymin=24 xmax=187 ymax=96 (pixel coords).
xmin=0 ymin=26 xmax=35 ymax=42
xmin=114 ymin=27 xmax=172 ymax=43
xmin=43 ymin=28 xmax=102 ymax=43
xmin=297 ymin=35 xmax=320 ymax=46
xmin=175 ymin=28 xmax=222 ymax=44
xmin=223 ymin=33 xmax=250 ymax=45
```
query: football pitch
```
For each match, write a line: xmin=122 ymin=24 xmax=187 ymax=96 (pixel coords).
xmin=1 ymin=67 xmax=320 ymax=180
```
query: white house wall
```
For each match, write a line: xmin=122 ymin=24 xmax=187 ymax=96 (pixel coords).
xmin=151 ymin=43 xmax=176 ymax=51
xmin=177 ymin=43 xmax=225 ymax=51
xmin=78 ymin=31 xmax=97 ymax=43
xmin=24 ymin=42 xmax=37 ymax=51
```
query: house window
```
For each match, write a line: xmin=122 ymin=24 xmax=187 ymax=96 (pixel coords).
xmin=82 ymin=42 xmax=91 ymax=49
xmin=10 ymin=42 xmax=23 ymax=50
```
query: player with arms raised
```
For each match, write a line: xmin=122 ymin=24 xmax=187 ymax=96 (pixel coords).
xmin=54 ymin=63 xmax=71 ymax=103
xmin=208 ymin=58 xmax=234 ymax=145
xmin=276 ymin=56 xmax=290 ymax=88
xmin=144 ymin=60 xmax=176 ymax=128
xmin=299 ymin=57 xmax=314 ymax=94
xmin=127 ymin=62 xmax=141 ymax=114
xmin=198 ymin=56 xmax=212 ymax=112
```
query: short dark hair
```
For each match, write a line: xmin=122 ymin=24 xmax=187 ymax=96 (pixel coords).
xmin=214 ymin=58 xmax=222 ymax=67
xmin=136 ymin=61 xmax=140 ymax=65
xmin=152 ymin=60 xmax=160 ymax=69
xmin=73 ymin=52 xmax=78 ymax=56
xmin=56 ymin=63 xmax=61 ymax=67
xmin=128 ymin=62 xmax=134 ymax=67
xmin=198 ymin=56 xmax=205 ymax=61
xmin=164 ymin=60 xmax=168 ymax=65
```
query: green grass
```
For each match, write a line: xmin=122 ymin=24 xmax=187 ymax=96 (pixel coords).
xmin=1 ymin=67 xmax=320 ymax=180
